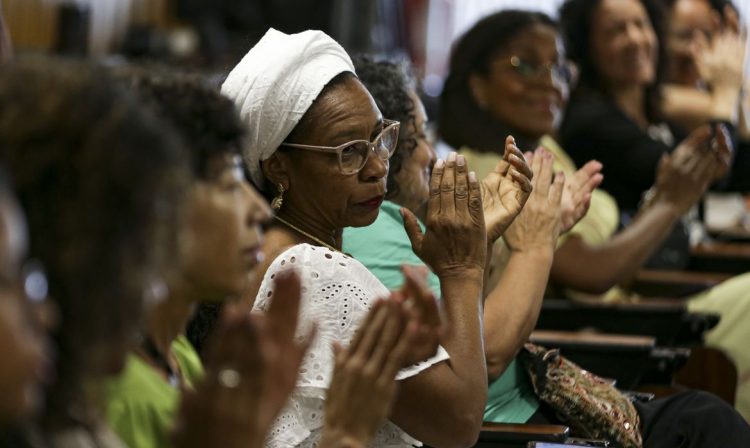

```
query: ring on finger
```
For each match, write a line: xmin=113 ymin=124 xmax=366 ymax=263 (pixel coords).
xmin=217 ymin=367 xmax=241 ymax=388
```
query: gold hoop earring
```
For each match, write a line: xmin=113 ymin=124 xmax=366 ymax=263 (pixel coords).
xmin=271 ymin=184 xmax=285 ymax=211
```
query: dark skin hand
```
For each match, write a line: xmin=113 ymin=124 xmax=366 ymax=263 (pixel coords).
xmin=394 ymin=153 xmax=488 ymax=448
xmin=320 ymin=295 xmax=418 ymax=448
xmin=173 ymin=271 xmax=315 ymax=448
xmin=551 ymin=123 xmax=732 ymax=294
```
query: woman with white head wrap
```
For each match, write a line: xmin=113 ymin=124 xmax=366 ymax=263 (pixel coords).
xmin=223 ymin=29 xmax=489 ymax=448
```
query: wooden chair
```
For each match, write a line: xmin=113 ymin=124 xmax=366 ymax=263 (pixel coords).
xmin=687 ymin=241 xmax=750 ymax=275
xmin=535 ymin=298 xmax=719 ymax=345
xmin=629 ymin=269 xmax=730 ymax=298
xmin=474 ymin=423 xmax=570 ymax=448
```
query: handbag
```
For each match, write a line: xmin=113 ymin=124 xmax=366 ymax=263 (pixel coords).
xmin=519 ymin=343 xmax=643 ymax=448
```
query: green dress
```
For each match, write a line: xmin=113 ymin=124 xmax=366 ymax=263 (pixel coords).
xmin=103 ymin=335 xmax=204 ymax=448
xmin=343 ymin=200 xmax=540 ymax=423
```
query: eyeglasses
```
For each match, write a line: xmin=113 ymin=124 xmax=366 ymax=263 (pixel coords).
xmin=503 ymin=56 xmax=574 ymax=84
xmin=280 ymin=119 xmax=400 ymax=175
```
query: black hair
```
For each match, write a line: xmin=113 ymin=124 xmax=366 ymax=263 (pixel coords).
xmin=352 ymin=55 xmax=417 ymax=200
xmin=560 ymin=0 xmax=668 ymax=123
xmin=115 ymin=69 xmax=247 ymax=180
xmin=0 ymin=58 xmax=189 ymax=427
xmin=438 ymin=10 xmax=559 ymax=153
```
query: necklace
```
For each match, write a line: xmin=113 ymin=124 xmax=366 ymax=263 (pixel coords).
xmin=141 ymin=336 xmax=181 ymax=388
xmin=273 ymin=215 xmax=340 ymax=253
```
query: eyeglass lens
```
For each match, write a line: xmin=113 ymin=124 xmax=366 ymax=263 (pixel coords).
xmin=340 ymin=125 xmax=399 ymax=174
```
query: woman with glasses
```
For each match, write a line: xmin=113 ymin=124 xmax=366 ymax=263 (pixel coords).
xmin=438 ymin=8 xmax=750 ymax=445
xmin=222 ymin=28 xmax=491 ymax=448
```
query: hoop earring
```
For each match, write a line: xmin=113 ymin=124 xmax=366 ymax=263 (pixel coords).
xmin=271 ymin=184 xmax=285 ymax=211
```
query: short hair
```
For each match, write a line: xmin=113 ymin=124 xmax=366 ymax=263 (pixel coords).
xmin=352 ymin=55 xmax=417 ymax=200
xmin=438 ymin=10 xmax=559 ymax=153
xmin=560 ymin=0 xmax=668 ymax=122
xmin=115 ymin=69 xmax=247 ymax=180
xmin=0 ymin=58 xmax=190 ymax=426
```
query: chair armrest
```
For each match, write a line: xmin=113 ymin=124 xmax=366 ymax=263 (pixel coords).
xmin=705 ymin=224 xmax=750 ymax=242
xmin=537 ymin=299 xmax=693 ymax=345
xmin=478 ymin=422 xmax=569 ymax=446
xmin=530 ymin=330 xmax=656 ymax=352
xmin=529 ymin=330 xmax=689 ymax=388
xmin=689 ymin=242 xmax=750 ymax=275
xmin=630 ymin=270 xmax=730 ymax=298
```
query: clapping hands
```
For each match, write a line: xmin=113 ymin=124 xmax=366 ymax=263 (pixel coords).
xmin=402 ymin=152 xmax=487 ymax=276
xmin=173 ymin=271 xmax=315 ymax=448
xmin=480 ymin=136 xmax=534 ymax=243
xmin=503 ymin=149 xmax=564 ymax=253
xmin=559 ymin=159 xmax=603 ymax=233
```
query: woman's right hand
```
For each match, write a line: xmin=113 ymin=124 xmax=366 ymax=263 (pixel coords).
xmin=652 ymin=125 xmax=731 ymax=214
xmin=693 ymin=30 xmax=746 ymax=91
xmin=319 ymin=298 xmax=417 ymax=448
xmin=401 ymin=152 xmax=487 ymax=276
xmin=503 ymin=149 xmax=564 ymax=253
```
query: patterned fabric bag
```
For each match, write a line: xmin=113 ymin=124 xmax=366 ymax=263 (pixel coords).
xmin=519 ymin=343 xmax=643 ymax=448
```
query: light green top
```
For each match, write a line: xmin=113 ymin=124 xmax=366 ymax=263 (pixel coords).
xmin=103 ymin=335 xmax=204 ymax=448
xmin=343 ymin=200 xmax=539 ymax=423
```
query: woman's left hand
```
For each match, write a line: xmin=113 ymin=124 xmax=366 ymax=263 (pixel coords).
xmin=480 ymin=136 xmax=533 ymax=243
xmin=174 ymin=271 xmax=316 ymax=448
xmin=393 ymin=265 xmax=444 ymax=367
xmin=559 ymin=160 xmax=603 ymax=233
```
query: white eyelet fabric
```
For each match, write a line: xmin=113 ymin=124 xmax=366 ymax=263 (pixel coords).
xmin=253 ymin=243 xmax=450 ymax=448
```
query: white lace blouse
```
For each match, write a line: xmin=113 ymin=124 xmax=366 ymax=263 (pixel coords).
xmin=253 ymin=243 xmax=450 ymax=448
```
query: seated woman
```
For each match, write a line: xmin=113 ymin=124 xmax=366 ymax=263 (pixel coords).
xmin=222 ymin=28 xmax=490 ymax=448
xmin=344 ymin=56 xmax=567 ymax=425
xmin=99 ymin=74 xmax=275 ymax=448
xmin=0 ymin=59 xmax=190 ymax=447
xmin=660 ymin=0 xmax=750 ymax=190
xmin=437 ymin=8 xmax=750 ymax=444
xmin=0 ymin=59 xmax=374 ymax=448
xmin=0 ymin=172 xmax=54 ymax=443
xmin=558 ymin=0 xmax=730 ymax=213
xmin=556 ymin=0 xmax=750 ymax=419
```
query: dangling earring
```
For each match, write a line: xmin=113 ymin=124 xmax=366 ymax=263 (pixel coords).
xmin=271 ymin=184 xmax=285 ymax=211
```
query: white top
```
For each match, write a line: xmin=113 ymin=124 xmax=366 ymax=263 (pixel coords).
xmin=253 ymin=244 xmax=450 ymax=448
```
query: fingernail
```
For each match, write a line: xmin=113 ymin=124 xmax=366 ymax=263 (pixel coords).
xmin=469 ymin=171 xmax=477 ymax=182
xmin=457 ymin=155 xmax=466 ymax=166
xmin=448 ymin=152 xmax=457 ymax=162
xmin=435 ymin=159 xmax=445 ymax=169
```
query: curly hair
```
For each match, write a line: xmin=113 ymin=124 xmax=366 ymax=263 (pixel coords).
xmin=112 ymin=70 xmax=254 ymax=359
xmin=352 ymin=55 xmax=417 ymax=200
xmin=438 ymin=10 xmax=559 ymax=153
xmin=114 ymin=68 xmax=247 ymax=179
xmin=560 ymin=0 xmax=669 ymax=123
xmin=0 ymin=58 xmax=190 ymax=427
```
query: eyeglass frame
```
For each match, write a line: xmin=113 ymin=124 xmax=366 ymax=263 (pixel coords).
xmin=279 ymin=119 xmax=401 ymax=175
xmin=498 ymin=55 xmax=575 ymax=85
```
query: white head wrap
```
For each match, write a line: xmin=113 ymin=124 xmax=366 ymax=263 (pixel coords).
xmin=221 ymin=28 xmax=355 ymax=190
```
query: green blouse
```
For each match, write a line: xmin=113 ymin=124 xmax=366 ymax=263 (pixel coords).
xmin=103 ymin=335 xmax=203 ymax=448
